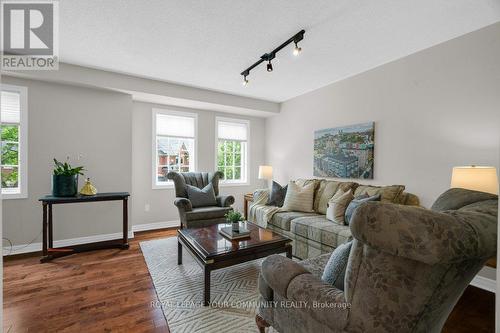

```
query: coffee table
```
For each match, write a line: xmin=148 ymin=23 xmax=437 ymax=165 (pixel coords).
xmin=177 ymin=222 xmax=292 ymax=306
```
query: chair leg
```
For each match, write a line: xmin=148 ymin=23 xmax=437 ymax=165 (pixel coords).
xmin=256 ymin=314 xmax=270 ymax=333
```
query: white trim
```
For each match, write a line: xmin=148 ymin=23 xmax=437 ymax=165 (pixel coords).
xmin=152 ymin=108 xmax=198 ymax=189
xmin=3 ymin=231 xmax=135 ymax=256
xmin=470 ymin=275 xmax=496 ymax=293
xmin=215 ymin=116 xmax=250 ymax=185
xmin=1 ymin=84 xmax=28 ymax=199
xmin=132 ymin=220 xmax=179 ymax=232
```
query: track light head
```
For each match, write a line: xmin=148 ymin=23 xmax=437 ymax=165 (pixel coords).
xmin=293 ymin=42 xmax=302 ymax=56
xmin=242 ymin=75 xmax=249 ymax=86
xmin=267 ymin=60 xmax=273 ymax=72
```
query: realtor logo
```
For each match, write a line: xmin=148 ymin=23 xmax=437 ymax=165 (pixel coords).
xmin=1 ymin=0 xmax=59 ymax=70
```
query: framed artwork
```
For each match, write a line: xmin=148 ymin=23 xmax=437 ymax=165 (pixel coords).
xmin=314 ymin=122 xmax=374 ymax=179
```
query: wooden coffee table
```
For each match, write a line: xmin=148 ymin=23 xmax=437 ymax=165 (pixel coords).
xmin=177 ymin=222 xmax=292 ymax=306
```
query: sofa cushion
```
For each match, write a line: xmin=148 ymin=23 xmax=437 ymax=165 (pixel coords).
xmin=291 ymin=216 xmax=352 ymax=248
xmin=267 ymin=181 xmax=288 ymax=207
xmin=269 ymin=211 xmax=320 ymax=231
xmin=299 ymin=253 xmax=331 ymax=279
xmin=185 ymin=206 xmax=232 ymax=221
xmin=353 ymin=184 xmax=405 ymax=203
xmin=282 ymin=181 xmax=316 ymax=213
xmin=321 ymin=241 xmax=352 ymax=290
xmin=344 ymin=194 xmax=381 ymax=225
xmin=326 ymin=189 xmax=354 ymax=224
xmin=186 ymin=183 xmax=217 ymax=207
xmin=315 ymin=180 xmax=358 ymax=214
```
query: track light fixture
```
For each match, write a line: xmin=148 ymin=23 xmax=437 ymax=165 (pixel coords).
xmin=267 ymin=60 xmax=273 ymax=72
xmin=240 ymin=29 xmax=305 ymax=86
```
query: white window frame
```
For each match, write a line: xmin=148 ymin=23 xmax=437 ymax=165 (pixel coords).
xmin=1 ymin=84 xmax=28 ymax=199
xmin=152 ymin=108 xmax=198 ymax=189
xmin=215 ymin=116 xmax=250 ymax=186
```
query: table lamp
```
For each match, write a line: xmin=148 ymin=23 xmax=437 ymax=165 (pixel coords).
xmin=450 ymin=166 xmax=498 ymax=195
xmin=258 ymin=165 xmax=273 ymax=187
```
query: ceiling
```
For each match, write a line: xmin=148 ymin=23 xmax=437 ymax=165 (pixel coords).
xmin=60 ymin=0 xmax=500 ymax=103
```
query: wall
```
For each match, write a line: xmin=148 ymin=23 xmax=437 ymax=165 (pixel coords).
xmin=2 ymin=76 xmax=132 ymax=247
xmin=131 ymin=102 xmax=267 ymax=228
xmin=267 ymin=23 xmax=500 ymax=208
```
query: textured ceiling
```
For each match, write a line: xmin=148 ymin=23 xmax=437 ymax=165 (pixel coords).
xmin=59 ymin=0 xmax=500 ymax=102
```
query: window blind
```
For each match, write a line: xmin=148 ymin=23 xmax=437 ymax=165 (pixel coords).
xmin=218 ymin=121 xmax=248 ymax=141
xmin=1 ymin=90 xmax=21 ymax=123
xmin=156 ymin=114 xmax=195 ymax=137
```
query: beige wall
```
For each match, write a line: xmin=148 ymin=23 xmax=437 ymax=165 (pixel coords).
xmin=267 ymin=23 xmax=500 ymax=208
xmin=2 ymin=76 xmax=133 ymax=246
xmin=131 ymin=101 xmax=267 ymax=227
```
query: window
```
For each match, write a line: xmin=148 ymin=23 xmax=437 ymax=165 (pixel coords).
xmin=1 ymin=85 xmax=28 ymax=198
xmin=216 ymin=117 xmax=249 ymax=184
xmin=153 ymin=109 xmax=197 ymax=188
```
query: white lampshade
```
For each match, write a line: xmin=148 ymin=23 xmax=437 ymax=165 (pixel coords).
xmin=450 ymin=166 xmax=498 ymax=195
xmin=258 ymin=165 xmax=273 ymax=180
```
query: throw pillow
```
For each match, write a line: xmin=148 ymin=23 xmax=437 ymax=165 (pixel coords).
xmin=344 ymin=194 xmax=381 ymax=225
xmin=266 ymin=181 xmax=288 ymax=207
xmin=186 ymin=183 xmax=217 ymax=207
xmin=281 ymin=181 xmax=315 ymax=213
xmin=322 ymin=240 xmax=353 ymax=290
xmin=326 ymin=189 xmax=354 ymax=224
xmin=353 ymin=184 xmax=405 ymax=203
xmin=315 ymin=180 xmax=357 ymax=214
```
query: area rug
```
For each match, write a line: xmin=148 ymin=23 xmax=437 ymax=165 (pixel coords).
xmin=140 ymin=237 xmax=275 ymax=333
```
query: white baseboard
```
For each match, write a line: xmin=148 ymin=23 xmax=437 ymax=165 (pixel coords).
xmin=470 ymin=275 xmax=496 ymax=293
xmin=3 ymin=231 xmax=135 ymax=256
xmin=132 ymin=220 xmax=179 ymax=232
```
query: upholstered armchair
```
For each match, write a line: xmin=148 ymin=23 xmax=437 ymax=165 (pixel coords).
xmin=257 ymin=188 xmax=497 ymax=333
xmin=167 ymin=171 xmax=235 ymax=228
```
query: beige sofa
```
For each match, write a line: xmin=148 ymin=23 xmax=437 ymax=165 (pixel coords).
xmin=250 ymin=179 xmax=419 ymax=259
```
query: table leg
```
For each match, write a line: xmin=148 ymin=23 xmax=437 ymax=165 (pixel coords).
xmin=177 ymin=240 xmax=182 ymax=265
xmin=122 ymin=198 xmax=129 ymax=248
xmin=204 ymin=267 xmax=211 ymax=306
xmin=42 ymin=203 xmax=48 ymax=258
xmin=48 ymin=204 xmax=53 ymax=248
xmin=286 ymin=244 xmax=292 ymax=259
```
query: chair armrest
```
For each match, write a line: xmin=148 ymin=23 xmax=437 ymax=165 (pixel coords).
xmin=216 ymin=195 xmax=234 ymax=207
xmin=350 ymin=202 xmax=487 ymax=264
xmin=173 ymin=197 xmax=193 ymax=212
xmin=261 ymin=254 xmax=309 ymax=298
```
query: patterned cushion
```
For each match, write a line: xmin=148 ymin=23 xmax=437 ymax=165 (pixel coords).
xmin=344 ymin=194 xmax=381 ymax=225
xmin=282 ymin=181 xmax=316 ymax=213
xmin=269 ymin=211 xmax=320 ymax=231
xmin=353 ymin=184 xmax=405 ymax=203
xmin=186 ymin=183 xmax=217 ymax=207
xmin=315 ymin=180 xmax=358 ymax=214
xmin=299 ymin=253 xmax=331 ymax=278
xmin=322 ymin=241 xmax=353 ymax=290
xmin=291 ymin=216 xmax=352 ymax=248
xmin=267 ymin=181 xmax=288 ymax=207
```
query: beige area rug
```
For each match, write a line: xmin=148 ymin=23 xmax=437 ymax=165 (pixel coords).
xmin=140 ymin=237 xmax=277 ymax=333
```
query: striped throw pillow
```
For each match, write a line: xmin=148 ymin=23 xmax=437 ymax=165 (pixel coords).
xmin=281 ymin=181 xmax=315 ymax=213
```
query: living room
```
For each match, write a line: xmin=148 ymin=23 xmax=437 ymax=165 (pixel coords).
xmin=1 ymin=1 xmax=499 ymax=332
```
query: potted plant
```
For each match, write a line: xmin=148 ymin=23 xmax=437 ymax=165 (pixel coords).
xmin=52 ymin=158 xmax=84 ymax=197
xmin=225 ymin=210 xmax=244 ymax=232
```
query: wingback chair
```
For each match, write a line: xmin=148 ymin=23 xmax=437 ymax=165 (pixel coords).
xmin=167 ymin=171 xmax=235 ymax=228
xmin=256 ymin=188 xmax=498 ymax=333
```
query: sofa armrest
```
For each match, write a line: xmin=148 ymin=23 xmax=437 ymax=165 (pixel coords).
xmin=216 ymin=195 xmax=234 ymax=207
xmin=261 ymin=254 xmax=309 ymax=298
xmin=350 ymin=202 xmax=483 ymax=264
xmin=173 ymin=197 xmax=193 ymax=212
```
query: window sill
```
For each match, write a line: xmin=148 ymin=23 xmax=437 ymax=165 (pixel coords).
xmin=152 ymin=183 xmax=174 ymax=190
xmin=2 ymin=192 xmax=28 ymax=200
xmin=219 ymin=182 xmax=250 ymax=187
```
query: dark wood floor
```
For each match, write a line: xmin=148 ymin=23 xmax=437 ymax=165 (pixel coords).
xmin=3 ymin=229 xmax=495 ymax=333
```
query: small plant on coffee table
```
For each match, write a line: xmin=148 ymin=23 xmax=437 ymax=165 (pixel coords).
xmin=225 ymin=210 xmax=244 ymax=232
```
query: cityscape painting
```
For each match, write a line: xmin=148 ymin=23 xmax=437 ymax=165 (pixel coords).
xmin=314 ymin=122 xmax=375 ymax=179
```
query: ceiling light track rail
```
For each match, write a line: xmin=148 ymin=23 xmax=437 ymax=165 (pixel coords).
xmin=241 ymin=29 xmax=305 ymax=85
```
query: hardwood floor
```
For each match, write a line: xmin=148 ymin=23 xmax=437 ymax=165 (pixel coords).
xmin=3 ymin=229 xmax=495 ymax=333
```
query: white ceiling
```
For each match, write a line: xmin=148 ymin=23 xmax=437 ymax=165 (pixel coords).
xmin=60 ymin=0 xmax=500 ymax=103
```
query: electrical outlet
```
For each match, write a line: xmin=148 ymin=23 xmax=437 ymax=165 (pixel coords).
xmin=145 ymin=204 xmax=150 ymax=212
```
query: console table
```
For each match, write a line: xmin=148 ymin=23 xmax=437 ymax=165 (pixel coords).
xmin=38 ymin=192 xmax=130 ymax=263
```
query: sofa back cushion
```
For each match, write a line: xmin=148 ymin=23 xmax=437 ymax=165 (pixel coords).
xmin=353 ymin=184 xmax=405 ymax=203
xmin=315 ymin=180 xmax=358 ymax=214
xmin=282 ymin=181 xmax=316 ymax=213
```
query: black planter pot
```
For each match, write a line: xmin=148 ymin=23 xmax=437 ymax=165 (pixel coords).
xmin=52 ymin=175 xmax=78 ymax=197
